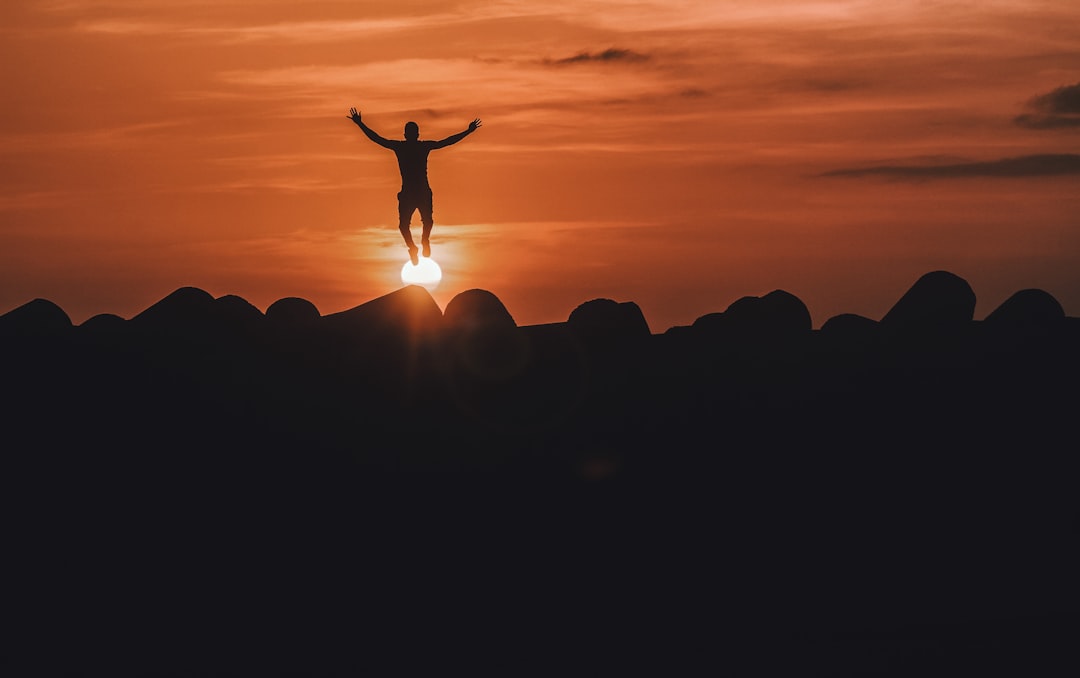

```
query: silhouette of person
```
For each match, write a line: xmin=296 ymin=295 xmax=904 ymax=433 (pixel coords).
xmin=348 ymin=107 xmax=481 ymax=265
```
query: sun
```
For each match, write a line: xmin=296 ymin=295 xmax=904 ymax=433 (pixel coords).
xmin=401 ymin=256 xmax=442 ymax=290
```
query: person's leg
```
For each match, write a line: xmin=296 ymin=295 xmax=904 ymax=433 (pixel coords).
xmin=419 ymin=190 xmax=434 ymax=258
xmin=397 ymin=192 xmax=419 ymax=265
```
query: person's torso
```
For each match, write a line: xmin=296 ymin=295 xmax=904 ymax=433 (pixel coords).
xmin=392 ymin=141 xmax=435 ymax=190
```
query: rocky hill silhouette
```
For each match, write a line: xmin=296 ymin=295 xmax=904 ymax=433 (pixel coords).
xmin=2 ymin=270 xmax=1077 ymax=676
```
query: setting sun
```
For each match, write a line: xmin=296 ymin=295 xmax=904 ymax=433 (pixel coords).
xmin=401 ymin=256 xmax=443 ymax=290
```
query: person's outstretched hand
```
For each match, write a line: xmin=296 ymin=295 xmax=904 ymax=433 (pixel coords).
xmin=469 ymin=118 xmax=482 ymax=132
xmin=348 ymin=107 xmax=361 ymax=123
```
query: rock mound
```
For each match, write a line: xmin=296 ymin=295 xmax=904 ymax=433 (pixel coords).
xmin=567 ymin=298 xmax=650 ymax=344
xmin=267 ymin=297 xmax=321 ymax=325
xmin=881 ymin=271 xmax=975 ymax=332
xmin=984 ymin=289 xmax=1064 ymax=329
xmin=322 ymin=284 xmax=443 ymax=339
xmin=0 ymin=298 xmax=71 ymax=337
xmin=131 ymin=286 xmax=217 ymax=330
xmin=444 ymin=289 xmax=516 ymax=333
xmin=693 ymin=289 xmax=811 ymax=340
xmin=215 ymin=294 xmax=264 ymax=322
xmin=78 ymin=313 xmax=128 ymax=340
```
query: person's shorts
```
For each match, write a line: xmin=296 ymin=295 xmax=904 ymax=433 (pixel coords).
xmin=397 ymin=189 xmax=433 ymax=226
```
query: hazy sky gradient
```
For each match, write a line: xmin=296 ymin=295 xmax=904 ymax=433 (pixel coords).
xmin=2 ymin=0 xmax=1079 ymax=330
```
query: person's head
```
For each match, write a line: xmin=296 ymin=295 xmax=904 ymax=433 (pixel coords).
xmin=404 ymin=121 xmax=419 ymax=141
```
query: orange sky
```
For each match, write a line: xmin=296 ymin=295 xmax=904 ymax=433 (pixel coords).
xmin=2 ymin=0 xmax=1079 ymax=331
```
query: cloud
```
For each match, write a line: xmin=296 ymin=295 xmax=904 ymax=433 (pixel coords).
xmin=1014 ymin=82 xmax=1080 ymax=129
xmin=1014 ymin=114 xmax=1080 ymax=130
xmin=545 ymin=48 xmax=650 ymax=66
xmin=74 ymin=17 xmax=451 ymax=42
xmin=678 ymin=88 xmax=710 ymax=98
xmin=0 ymin=121 xmax=189 ymax=153
xmin=0 ymin=191 xmax=76 ymax=212
xmin=217 ymin=57 xmax=671 ymax=117
xmin=822 ymin=154 xmax=1080 ymax=179
xmin=1031 ymin=82 xmax=1080 ymax=114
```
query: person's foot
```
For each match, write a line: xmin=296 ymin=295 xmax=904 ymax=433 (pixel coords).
xmin=421 ymin=240 xmax=431 ymax=258
xmin=408 ymin=245 xmax=419 ymax=266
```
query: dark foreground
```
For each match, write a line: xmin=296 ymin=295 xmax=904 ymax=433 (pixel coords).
xmin=2 ymin=271 xmax=1078 ymax=675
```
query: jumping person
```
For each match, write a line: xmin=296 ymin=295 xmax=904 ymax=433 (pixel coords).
xmin=348 ymin=107 xmax=481 ymax=265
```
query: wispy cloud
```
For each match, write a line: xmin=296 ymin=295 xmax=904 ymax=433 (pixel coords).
xmin=477 ymin=0 xmax=887 ymax=32
xmin=822 ymin=153 xmax=1080 ymax=179
xmin=1014 ymin=82 xmax=1080 ymax=129
xmin=545 ymin=48 xmax=650 ymax=66
xmin=74 ymin=17 xmax=456 ymax=43
xmin=217 ymin=57 xmax=673 ymax=114
xmin=0 ymin=191 xmax=77 ymax=212
xmin=0 ymin=121 xmax=189 ymax=153
xmin=194 ymin=177 xmax=349 ymax=193
xmin=1031 ymin=82 xmax=1080 ymax=114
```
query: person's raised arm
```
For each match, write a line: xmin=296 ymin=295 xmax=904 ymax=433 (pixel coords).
xmin=431 ymin=118 xmax=482 ymax=149
xmin=347 ymin=107 xmax=394 ymax=149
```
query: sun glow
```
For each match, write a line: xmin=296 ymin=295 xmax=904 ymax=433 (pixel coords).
xmin=401 ymin=256 xmax=443 ymax=290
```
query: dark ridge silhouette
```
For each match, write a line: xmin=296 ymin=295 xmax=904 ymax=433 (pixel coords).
xmin=820 ymin=311 xmax=878 ymax=336
xmin=266 ymin=295 xmax=320 ymax=325
xmin=437 ymin=290 xmax=539 ymax=440
xmin=442 ymin=287 xmax=517 ymax=332
xmin=566 ymin=297 xmax=650 ymax=346
xmin=440 ymin=288 xmax=529 ymax=385
xmin=880 ymin=269 xmax=976 ymax=332
xmin=984 ymin=288 xmax=1065 ymax=329
xmin=215 ymin=292 xmax=264 ymax=321
xmin=130 ymin=285 xmax=216 ymax=328
xmin=79 ymin=312 xmax=126 ymax=331
xmin=0 ymin=297 xmax=71 ymax=337
xmin=818 ymin=312 xmax=881 ymax=358
xmin=210 ymin=293 xmax=265 ymax=344
xmin=2 ymin=269 xmax=1078 ymax=676
xmin=689 ymin=288 xmax=812 ymax=341
xmin=321 ymin=283 xmax=442 ymax=338
xmin=686 ymin=309 xmax=723 ymax=329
